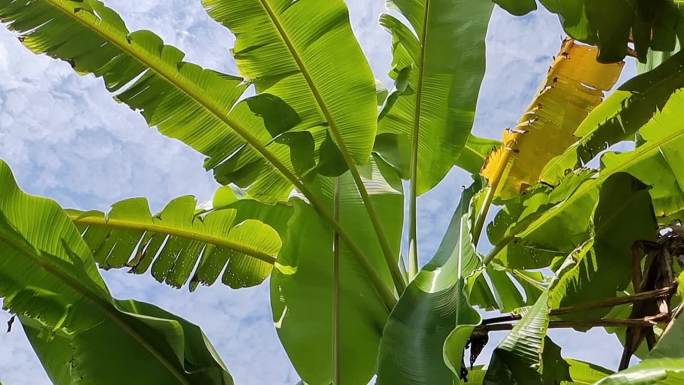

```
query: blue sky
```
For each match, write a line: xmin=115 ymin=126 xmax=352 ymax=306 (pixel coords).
xmin=0 ymin=1 xmax=637 ymax=384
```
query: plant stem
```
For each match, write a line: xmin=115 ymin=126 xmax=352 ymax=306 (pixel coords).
xmin=480 ymin=317 xmax=666 ymax=332
xmin=481 ymin=286 xmax=677 ymax=326
xmin=332 ymin=178 xmax=341 ymax=385
xmin=483 ymin=236 xmax=510 ymax=266
xmin=407 ymin=0 xmax=432 ymax=281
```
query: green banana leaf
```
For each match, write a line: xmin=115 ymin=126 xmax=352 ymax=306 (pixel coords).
xmin=543 ymin=50 xmax=684 ymax=184
xmin=549 ymin=173 xmax=657 ymax=319
xmin=0 ymin=159 xmax=232 ymax=385
xmin=487 ymin=170 xmax=594 ymax=269
xmin=494 ymin=0 xmax=683 ymax=62
xmin=452 ymin=359 xmax=612 ymax=384
xmin=0 ymin=0 xmax=313 ymax=202
xmin=484 ymin=291 xmax=571 ymax=385
xmin=469 ymin=263 xmax=547 ymax=313
xmin=203 ymin=0 xmax=378 ymax=170
xmin=376 ymin=181 xmax=482 ymax=385
xmin=376 ymin=0 xmax=494 ymax=194
xmin=68 ymin=194 xmax=289 ymax=291
xmin=271 ymin=164 xmax=403 ymax=385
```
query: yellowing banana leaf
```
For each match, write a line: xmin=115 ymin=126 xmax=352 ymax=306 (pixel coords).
xmin=0 ymin=160 xmax=233 ymax=385
xmin=489 ymin=89 xmax=684 ymax=270
xmin=68 ymin=194 xmax=289 ymax=291
xmin=481 ymin=39 xmax=623 ymax=201
xmin=543 ymin=50 xmax=684 ymax=184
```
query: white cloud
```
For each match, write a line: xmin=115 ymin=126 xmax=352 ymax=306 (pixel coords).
xmin=0 ymin=1 xmax=635 ymax=384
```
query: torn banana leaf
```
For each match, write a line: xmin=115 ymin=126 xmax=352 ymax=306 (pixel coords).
xmin=69 ymin=193 xmax=291 ymax=291
xmin=543 ymin=50 xmax=684 ymax=184
xmin=0 ymin=0 xmax=322 ymax=203
xmin=481 ymin=39 xmax=623 ymax=201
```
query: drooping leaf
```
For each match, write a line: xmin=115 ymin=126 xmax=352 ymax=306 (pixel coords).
xmin=23 ymin=299 xmax=233 ymax=385
xmin=0 ymin=0 xmax=314 ymax=202
xmin=543 ymin=50 xmax=684 ymax=184
xmin=482 ymin=39 xmax=623 ymax=201
xmin=271 ymin=165 xmax=403 ymax=385
xmin=376 ymin=0 xmax=494 ymax=194
xmin=376 ymin=181 xmax=482 ymax=385
xmin=469 ymin=263 xmax=547 ymax=313
xmin=0 ymin=159 xmax=232 ymax=385
xmin=68 ymin=195 xmax=289 ymax=291
xmin=549 ymin=173 xmax=657 ymax=319
xmin=501 ymin=0 xmax=684 ymax=62
xmin=484 ymin=291 xmax=571 ymax=385
xmin=487 ymin=170 xmax=594 ymax=269
xmin=596 ymin=309 xmax=684 ymax=385
xmin=203 ymin=0 xmax=378 ymax=168
xmin=565 ymin=359 xmax=614 ymax=384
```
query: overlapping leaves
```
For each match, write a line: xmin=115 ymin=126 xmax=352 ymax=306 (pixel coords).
xmin=377 ymin=181 xmax=482 ymax=385
xmin=0 ymin=0 xmax=312 ymax=202
xmin=495 ymin=0 xmax=684 ymax=63
xmin=271 ymin=163 xmax=404 ymax=385
xmin=0 ymin=160 xmax=233 ymax=385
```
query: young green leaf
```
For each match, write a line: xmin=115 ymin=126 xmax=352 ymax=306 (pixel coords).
xmin=377 ymin=181 xmax=482 ymax=385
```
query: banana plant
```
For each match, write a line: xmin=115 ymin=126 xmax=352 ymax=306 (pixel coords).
xmin=1 ymin=1 xmax=684 ymax=384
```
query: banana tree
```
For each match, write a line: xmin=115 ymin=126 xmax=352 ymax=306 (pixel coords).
xmin=1 ymin=0 xmax=684 ymax=384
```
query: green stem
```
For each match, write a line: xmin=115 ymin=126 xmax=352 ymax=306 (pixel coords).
xmin=49 ymin=0 xmax=397 ymax=309
xmin=332 ymin=178 xmax=341 ymax=385
xmin=257 ymin=0 xmax=406 ymax=293
xmin=483 ymin=236 xmax=511 ymax=266
xmin=481 ymin=317 xmax=667 ymax=332
xmin=407 ymin=0 xmax=433 ymax=280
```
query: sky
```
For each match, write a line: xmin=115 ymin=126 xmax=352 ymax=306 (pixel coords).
xmin=0 ymin=1 xmax=637 ymax=384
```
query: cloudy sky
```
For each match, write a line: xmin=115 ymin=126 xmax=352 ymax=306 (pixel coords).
xmin=0 ymin=1 xmax=637 ymax=384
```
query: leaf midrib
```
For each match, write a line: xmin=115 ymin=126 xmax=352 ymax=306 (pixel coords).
xmin=69 ymin=214 xmax=278 ymax=265
xmin=255 ymin=0 xmax=405 ymax=291
xmin=0 ymin=231 xmax=191 ymax=385
xmin=408 ymin=0 xmax=432 ymax=278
